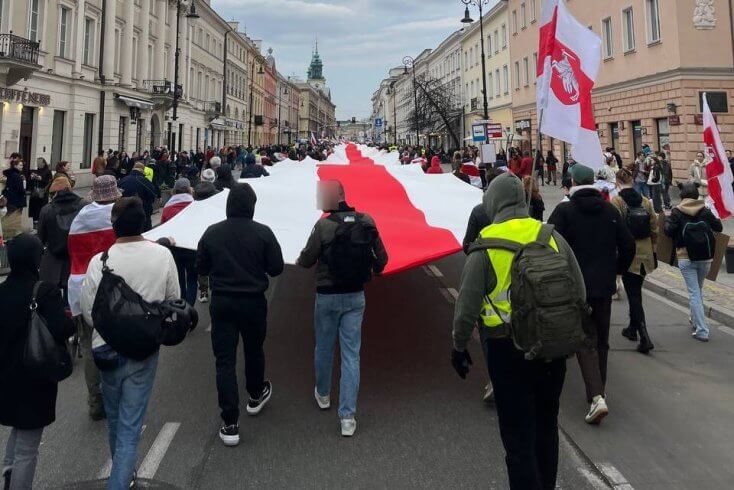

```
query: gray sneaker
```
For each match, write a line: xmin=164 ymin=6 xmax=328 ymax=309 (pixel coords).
xmin=314 ymin=387 xmax=330 ymax=410
xmin=340 ymin=417 xmax=357 ymax=437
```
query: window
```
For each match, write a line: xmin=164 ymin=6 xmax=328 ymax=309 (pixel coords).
xmin=82 ymin=114 xmax=94 ymax=168
xmin=602 ymin=17 xmax=613 ymax=58
xmin=503 ymin=65 xmax=509 ymax=94
xmin=83 ymin=18 xmax=94 ymax=65
xmin=530 ymin=0 xmax=537 ymax=22
xmin=521 ymin=3 xmax=527 ymax=29
xmin=512 ymin=10 xmax=518 ymax=34
xmin=656 ymin=118 xmax=670 ymax=151
xmin=533 ymin=53 xmax=538 ymax=83
xmin=495 ymin=69 xmax=500 ymax=96
xmin=487 ymin=35 xmax=492 ymax=57
xmin=29 ymin=0 xmax=41 ymax=42
xmin=0 ymin=0 xmax=4 ymax=32
xmin=523 ymin=57 xmax=529 ymax=86
xmin=114 ymin=28 xmax=121 ymax=73
xmin=699 ymin=91 xmax=729 ymax=113
xmin=514 ymin=62 xmax=520 ymax=90
xmin=501 ymin=25 xmax=507 ymax=47
xmin=118 ymin=117 xmax=128 ymax=152
xmin=488 ymin=73 xmax=493 ymax=99
xmin=51 ymin=111 xmax=66 ymax=165
xmin=623 ymin=7 xmax=635 ymax=52
xmin=494 ymin=30 xmax=499 ymax=53
xmin=464 ymin=52 xmax=468 ymax=70
xmin=132 ymin=37 xmax=138 ymax=79
xmin=646 ymin=0 xmax=661 ymax=44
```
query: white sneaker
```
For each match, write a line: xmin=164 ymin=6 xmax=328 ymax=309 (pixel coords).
xmin=341 ymin=417 xmax=357 ymax=437
xmin=314 ymin=387 xmax=331 ymax=410
xmin=585 ymin=395 xmax=609 ymax=425
xmin=483 ymin=383 xmax=494 ymax=403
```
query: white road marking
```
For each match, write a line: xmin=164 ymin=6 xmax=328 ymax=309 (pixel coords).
xmin=137 ymin=422 xmax=181 ymax=479
xmin=422 ymin=265 xmax=434 ymax=277
xmin=558 ymin=429 xmax=608 ymax=490
xmin=427 ymin=265 xmax=444 ymax=277
xmin=439 ymin=288 xmax=455 ymax=304
xmin=205 ymin=323 xmax=212 ymax=332
xmin=598 ymin=463 xmax=634 ymax=489
xmin=446 ymin=288 xmax=459 ymax=300
xmin=97 ymin=424 xmax=147 ymax=479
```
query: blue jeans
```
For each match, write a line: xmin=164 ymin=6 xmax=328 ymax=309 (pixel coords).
xmin=314 ymin=292 xmax=365 ymax=419
xmin=634 ymin=181 xmax=650 ymax=198
xmin=679 ymin=260 xmax=711 ymax=338
xmin=101 ymin=351 xmax=159 ymax=490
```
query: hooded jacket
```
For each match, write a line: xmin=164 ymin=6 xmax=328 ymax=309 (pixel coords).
xmin=426 ymin=156 xmax=444 ymax=174
xmin=2 ymin=167 xmax=25 ymax=211
xmin=197 ymin=184 xmax=284 ymax=295
xmin=241 ymin=156 xmax=270 ymax=179
xmin=664 ymin=198 xmax=723 ymax=260
xmin=214 ymin=164 xmax=236 ymax=191
xmin=548 ymin=186 xmax=636 ymax=298
xmin=611 ymin=188 xmax=658 ymax=276
xmin=119 ymin=170 xmax=157 ymax=217
xmin=37 ymin=190 xmax=84 ymax=285
xmin=462 ymin=204 xmax=491 ymax=254
xmin=452 ymin=173 xmax=584 ymax=350
xmin=0 ymin=234 xmax=75 ymax=429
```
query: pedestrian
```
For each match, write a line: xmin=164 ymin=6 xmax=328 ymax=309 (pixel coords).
xmin=633 ymin=151 xmax=651 ymax=198
xmin=664 ymin=182 xmax=723 ymax=342
xmin=52 ymin=161 xmax=76 ymax=189
xmin=1 ymin=158 xmax=26 ymax=240
xmin=161 ymin=178 xmax=198 ymax=306
xmin=611 ymin=169 xmax=657 ymax=354
xmin=241 ymin=154 xmax=270 ymax=179
xmin=92 ymin=151 xmax=107 ymax=177
xmin=519 ymin=151 xmax=533 ymax=178
xmin=37 ymin=177 xmax=84 ymax=298
xmin=548 ymin=164 xmax=635 ymax=424
xmin=67 ymin=175 xmax=121 ymax=421
xmin=214 ymin=164 xmax=236 ymax=191
xmin=119 ymin=162 xmax=157 ymax=232
xmin=689 ymin=151 xmax=709 ymax=198
xmin=197 ymin=183 xmax=284 ymax=446
xmin=297 ymin=180 xmax=388 ymax=437
xmin=659 ymin=151 xmax=673 ymax=210
xmin=452 ymin=173 xmax=585 ymax=490
xmin=0 ymin=234 xmax=75 ymax=490
xmin=80 ymin=197 xmax=180 ymax=490
xmin=426 ymin=156 xmax=444 ymax=174
xmin=534 ymin=150 xmax=545 ymax=185
xmin=545 ymin=150 xmax=558 ymax=185
xmin=523 ymin=175 xmax=545 ymax=221
xmin=647 ymin=154 xmax=663 ymax=213
xmin=194 ymin=169 xmax=218 ymax=201
xmin=28 ymin=158 xmax=52 ymax=224
xmin=509 ymin=150 xmax=522 ymax=175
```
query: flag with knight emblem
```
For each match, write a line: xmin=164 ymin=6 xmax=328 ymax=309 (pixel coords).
xmin=537 ymin=0 xmax=603 ymax=169
xmin=702 ymin=92 xmax=734 ymax=219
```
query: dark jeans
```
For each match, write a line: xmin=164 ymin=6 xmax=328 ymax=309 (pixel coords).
xmin=622 ymin=271 xmax=646 ymax=333
xmin=649 ymin=184 xmax=663 ymax=213
xmin=174 ymin=250 xmax=198 ymax=306
xmin=484 ymin=337 xmax=566 ymax=490
xmin=661 ymin=183 xmax=672 ymax=208
xmin=210 ymin=293 xmax=267 ymax=425
xmin=576 ymin=297 xmax=612 ymax=403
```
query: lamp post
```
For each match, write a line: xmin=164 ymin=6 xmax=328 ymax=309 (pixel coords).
xmin=461 ymin=0 xmax=490 ymax=121
xmin=388 ymin=81 xmax=397 ymax=145
xmin=248 ymin=60 xmax=264 ymax=147
xmin=403 ymin=56 xmax=420 ymax=147
xmin=277 ymin=84 xmax=288 ymax=145
xmin=170 ymin=0 xmax=199 ymax=153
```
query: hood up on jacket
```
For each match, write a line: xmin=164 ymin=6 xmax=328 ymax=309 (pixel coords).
xmin=217 ymin=164 xmax=233 ymax=182
xmin=8 ymin=233 xmax=43 ymax=279
xmin=430 ymin=156 xmax=441 ymax=168
xmin=483 ymin=172 xmax=529 ymax=224
xmin=226 ymin=183 xmax=256 ymax=219
xmin=245 ymin=153 xmax=256 ymax=166
xmin=569 ymin=185 xmax=605 ymax=215
xmin=677 ymin=198 xmax=706 ymax=217
xmin=618 ymin=187 xmax=643 ymax=208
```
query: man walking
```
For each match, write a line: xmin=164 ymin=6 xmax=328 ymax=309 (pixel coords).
xmin=197 ymin=183 xmax=284 ymax=447
xmin=297 ymin=180 xmax=388 ymax=437
xmin=452 ymin=173 xmax=585 ymax=489
xmin=119 ymin=162 xmax=157 ymax=231
xmin=548 ymin=164 xmax=635 ymax=424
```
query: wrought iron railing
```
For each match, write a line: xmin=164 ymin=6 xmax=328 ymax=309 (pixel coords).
xmin=470 ymin=97 xmax=479 ymax=111
xmin=142 ymin=80 xmax=182 ymax=97
xmin=0 ymin=33 xmax=40 ymax=65
xmin=204 ymin=101 xmax=221 ymax=115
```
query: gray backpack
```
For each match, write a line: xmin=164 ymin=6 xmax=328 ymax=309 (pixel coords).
xmin=471 ymin=224 xmax=588 ymax=361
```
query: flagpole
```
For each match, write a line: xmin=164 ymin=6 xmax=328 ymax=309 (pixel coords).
xmin=536 ymin=108 xmax=545 ymax=173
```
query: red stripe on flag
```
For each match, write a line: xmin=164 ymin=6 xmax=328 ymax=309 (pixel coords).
xmin=317 ymin=145 xmax=461 ymax=275
xmin=68 ymin=229 xmax=117 ymax=275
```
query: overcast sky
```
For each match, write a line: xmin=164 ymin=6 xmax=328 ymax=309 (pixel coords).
xmin=210 ymin=0 xmax=493 ymax=120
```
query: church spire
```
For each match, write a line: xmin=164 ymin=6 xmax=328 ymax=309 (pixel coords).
xmin=307 ymin=39 xmax=325 ymax=81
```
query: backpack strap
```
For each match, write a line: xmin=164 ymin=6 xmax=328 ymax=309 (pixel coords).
xmin=468 ymin=237 xmax=523 ymax=255
xmin=535 ymin=224 xmax=555 ymax=246
xmin=101 ymin=251 xmax=112 ymax=272
xmin=30 ymin=281 xmax=42 ymax=311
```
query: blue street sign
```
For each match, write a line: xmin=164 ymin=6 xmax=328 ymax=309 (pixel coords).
xmin=375 ymin=118 xmax=383 ymax=127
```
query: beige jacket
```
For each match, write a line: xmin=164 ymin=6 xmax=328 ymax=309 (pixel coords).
xmin=611 ymin=194 xmax=658 ymax=276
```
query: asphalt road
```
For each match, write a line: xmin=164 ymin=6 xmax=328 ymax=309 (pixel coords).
xmin=3 ymin=182 xmax=734 ymax=489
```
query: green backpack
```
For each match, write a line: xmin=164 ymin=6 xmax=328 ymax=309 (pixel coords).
xmin=471 ymin=224 xmax=589 ymax=361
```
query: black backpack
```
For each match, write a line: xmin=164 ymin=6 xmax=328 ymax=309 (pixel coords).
xmin=651 ymin=164 xmax=661 ymax=184
xmin=679 ymin=211 xmax=716 ymax=261
xmin=325 ymin=213 xmax=377 ymax=289
xmin=91 ymin=252 xmax=167 ymax=360
xmin=626 ymin=204 xmax=651 ymax=239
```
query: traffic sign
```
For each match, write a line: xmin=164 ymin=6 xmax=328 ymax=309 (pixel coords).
xmin=472 ymin=123 xmax=486 ymax=143
xmin=375 ymin=118 xmax=383 ymax=127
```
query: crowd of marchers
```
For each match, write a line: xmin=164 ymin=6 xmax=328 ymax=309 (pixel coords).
xmin=0 ymin=139 xmax=728 ymax=490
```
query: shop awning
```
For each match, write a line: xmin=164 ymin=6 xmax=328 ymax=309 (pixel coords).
xmin=115 ymin=94 xmax=154 ymax=110
xmin=210 ymin=118 xmax=227 ymax=131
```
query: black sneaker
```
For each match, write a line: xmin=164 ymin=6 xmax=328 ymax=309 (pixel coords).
xmin=3 ymin=469 xmax=11 ymax=490
xmin=621 ymin=327 xmax=638 ymax=342
xmin=246 ymin=381 xmax=272 ymax=416
xmin=219 ymin=423 xmax=240 ymax=447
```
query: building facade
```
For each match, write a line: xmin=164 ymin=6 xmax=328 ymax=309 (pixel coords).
xmin=296 ymin=45 xmax=336 ymax=142
xmin=510 ymin=0 xmax=734 ymax=178
xmin=426 ymin=29 xmax=463 ymax=151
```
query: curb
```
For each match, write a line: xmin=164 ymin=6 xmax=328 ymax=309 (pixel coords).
xmin=643 ymin=277 xmax=734 ymax=327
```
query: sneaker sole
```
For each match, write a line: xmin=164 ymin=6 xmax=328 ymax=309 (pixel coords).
xmin=219 ymin=433 xmax=240 ymax=447
xmin=341 ymin=427 xmax=356 ymax=437
xmin=246 ymin=385 xmax=272 ymax=416
xmin=585 ymin=408 xmax=609 ymax=425
xmin=314 ymin=388 xmax=331 ymax=410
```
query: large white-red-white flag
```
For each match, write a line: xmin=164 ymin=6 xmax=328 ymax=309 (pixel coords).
xmin=703 ymin=93 xmax=734 ymax=219
xmin=537 ymin=0 xmax=603 ymax=169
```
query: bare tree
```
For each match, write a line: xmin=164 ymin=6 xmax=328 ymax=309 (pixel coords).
xmin=405 ymin=74 xmax=462 ymax=149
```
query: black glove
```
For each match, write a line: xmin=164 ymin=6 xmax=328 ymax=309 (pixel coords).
xmin=451 ymin=349 xmax=473 ymax=379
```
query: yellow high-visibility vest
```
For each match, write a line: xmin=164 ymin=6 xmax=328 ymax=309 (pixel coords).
xmin=479 ymin=218 xmax=558 ymax=328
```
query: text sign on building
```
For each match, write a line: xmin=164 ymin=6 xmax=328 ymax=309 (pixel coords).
xmin=485 ymin=123 xmax=503 ymax=139
xmin=0 ymin=87 xmax=51 ymax=106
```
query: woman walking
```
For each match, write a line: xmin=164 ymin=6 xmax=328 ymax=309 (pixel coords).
xmin=545 ymin=150 xmax=558 ymax=185
xmin=1 ymin=159 xmax=26 ymax=240
xmin=611 ymin=169 xmax=657 ymax=354
xmin=28 ymin=158 xmax=52 ymax=225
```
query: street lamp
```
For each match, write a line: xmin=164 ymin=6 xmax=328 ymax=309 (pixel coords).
xmin=171 ymin=0 xmax=199 ymax=152
xmin=403 ymin=55 xmax=420 ymax=147
xmin=248 ymin=62 xmax=264 ymax=147
xmin=461 ymin=0 xmax=490 ymax=121
xmin=277 ymin=85 xmax=288 ymax=145
xmin=388 ymin=81 xmax=397 ymax=145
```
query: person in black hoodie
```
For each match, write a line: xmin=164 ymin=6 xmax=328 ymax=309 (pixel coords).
xmin=119 ymin=162 xmax=157 ymax=231
xmin=196 ymin=183 xmax=284 ymax=447
xmin=213 ymin=164 xmax=236 ymax=191
xmin=241 ymin=154 xmax=270 ymax=179
xmin=1 ymin=159 xmax=26 ymax=239
xmin=548 ymin=163 xmax=635 ymax=425
xmin=0 ymin=234 xmax=75 ymax=490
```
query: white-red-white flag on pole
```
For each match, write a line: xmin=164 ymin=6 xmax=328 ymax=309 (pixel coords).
xmin=537 ymin=0 xmax=604 ymax=169
xmin=702 ymin=93 xmax=734 ymax=220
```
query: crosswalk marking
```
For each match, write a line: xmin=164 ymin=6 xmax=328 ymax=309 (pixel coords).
xmin=427 ymin=265 xmax=444 ymax=277
xmin=97 ymin=424 xmax=147 ymax=479
xmin=138 ymin=422 xmax=181 ymax=479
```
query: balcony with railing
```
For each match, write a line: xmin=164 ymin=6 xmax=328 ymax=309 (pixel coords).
xmin=204 ymin=101 xmax=221 ymax=120
xmin=141 ymin=80 xmax=182 ymax=109
xmin=470 ymin=97 xmax=479 ymax=111
xmin=0 ymin=33 xmax=41 ymax=86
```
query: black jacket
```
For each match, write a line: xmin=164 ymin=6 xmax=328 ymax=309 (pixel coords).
xmin=462 ymin=204 xmax=491 ymax=254
xmin=197 ymin=184 xmax=284 ymax=296
xmin=38 ymin=190 xmax=84 ymax=259
xmin=194 ymin=181 xmax=219 ymax=201
xmin=0 ymin=237 xmax=74 ymax=430
xmin=548 ymin=187 xmax=636 ymax=298
xmin=664 ymin=203 xmax=723 ymax=250
xmin=214 ymin=165 xmax=236 ymax=191
xmin=119 ymin=170 xmax=157 ymax=217
xmin=2 ymin=167 xmax=26 ymax=211
xmin=241 ymin=164 xmax=270 ymax=179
